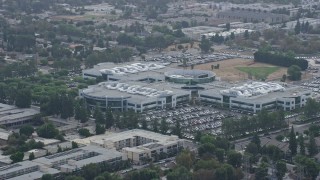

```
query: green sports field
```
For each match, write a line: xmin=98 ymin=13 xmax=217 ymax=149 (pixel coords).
xmin=236 ymin=66 xmax=280 ymax=80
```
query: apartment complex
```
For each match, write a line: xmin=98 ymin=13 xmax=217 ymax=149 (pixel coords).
xmin=74 ymin=129 xmax=186 ymax=165
xmin=0 ymin=161 xmax=59 ymax=180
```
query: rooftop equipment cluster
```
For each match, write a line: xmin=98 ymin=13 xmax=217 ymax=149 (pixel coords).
xmin=99 ymin=63 xmax=166 ymax=75
xmin=98 ymin=82 xmax=173 ymax=97
xmin=220 ymin=82 xmax=285 ymax=97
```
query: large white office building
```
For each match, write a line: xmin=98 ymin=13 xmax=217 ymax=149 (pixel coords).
xmin=199 ymin=82 xmax=312 ymax=113
xmin=81 ymin=62 xmax=312 ymax=113
xmin=80 ymin=62 xmax=215 ymax=112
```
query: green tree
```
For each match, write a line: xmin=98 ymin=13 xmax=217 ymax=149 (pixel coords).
xmin=152 ymin=119 xmax=159 ymax=132
xmin=289 ymin=126 xmax=297 ymax=155
xmin=281 ymin=74 xmax=287 ymax=82
xmin=57 ymin=145 xmax=62 ymax=152
xmin=199 ymin=36 xmax=212 ymax=53
xmin=82 ymin=163 xmax=101 ymax=180
xmin=226 ymin=23 xmax=231 ymax=31
xmin=78 ymin=128 xmax=91 ymax=137
xmin=216 ymin=148 xmax=225 ymax=163
xmin=36 ymin=122 xmax=59 ymax=139
xmin=298 ymin=134 xmax=305 ymax=155
xmin=304 ymin=98 xmax=319 ymax=117
xmin=198 ymin=143 xmax=215 ymax=157
xmin=10 ymin=151 xmax=24 ymax=163
xmin=245 ymin=142 xmax=259 ymax=156
xmin=19 ymin=125 xmax=34 ymax=137
xmin=251 ymin=133 xmax=261 ymax=149
xmin=194 ymin=159 xmax=219 ymax=171
xmin=41 ymin=174 xmax=54 ymax=180
xmin=167 ymin=166 xmax=192 ymax=180
xmin=29 ymin=152 xmax=35 ymax=160
xmin=214 ymin=164 xmax=236 ymax=180
xmin=287 ymin=65 xmax=302 ymax=81
xmin=75 ymin=101 xmax=88 ymax=123
xmin=125 ymin=168 xmax=159 ymax=180
xmin=255 ymin=163 xmax=268 ymax=180
xmin=230 ymin=32 xmax=235 ymax=40
xmin=65 ymin=176 xmax=85 ymax=180
xmin=295 ymin=20 xmax=301 ymax=34
xmin=227 ymin=150 xmax=242 ymax=168
xmin=141 ymin=119 xmax=148 ymax=130
xmin=94 ymin=105 xmax=105 ymax=124
xmin=15 ymin=88 xmax=32 ymax=108
xmin=160 ymin=118 xmax=168 ymax=134
xmin=276 ymin=160 xmax=287 ymax=180
xmin=294 ymin=155 xmax=320 ymax=180
xmin=308 ymin=134 xmax=318 ymax=156
xmin=72 ymin=141 xmax=78 ymax=149
xmin=176 ymin=150 xmax=195 ymax=170
xmin=105 ymin=108 xmax=114 ymax=129
xmin=172 ymin=120 xmax=182 ymax=138
xmin=95 ymin=124 xmax=105 ymax=135
xmin=60 ymin=94 xmax=74 ymax=119
xmin=94 ymin=176 xmax=105 ymax=180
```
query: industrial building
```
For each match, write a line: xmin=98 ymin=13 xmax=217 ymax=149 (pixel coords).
xmin=0 ymin=103 xmax=39 ymax=127
xmin=199 ymin=82 xmax=312 ymax=113
xmin=0 ymin=161 xmax=60 ymax=180
xmin=33 ymin=146 xmax=125 ymax=173
xmin=74 ymin=129 xmax=186 ymax=165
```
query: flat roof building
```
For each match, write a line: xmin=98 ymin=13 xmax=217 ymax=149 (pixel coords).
xmin=0 ymin=161 xmax=59 ymax=180
xmin=182 ymin=26 xmax=224 ymax=40
xmin=80 ymin=81 xmax=191 ymax=112
xmin=82 ymin=62 xmax=169 ymax=81
xmin=81 ymin=62 xmax=311 ymax=113
xmin=0 ymin=103 xmax=39 ymax=127
xmin=74 ymin=129 xmax=187 ymax=165
xmin=217 ymin=10 xmax=289 ymax=24
xmin=199 ymin=82 xmax=312 ymax=113
xmin=202 ymin=28 xmax=254 ymax=39
xmin=33 ymin=146 xmax=125 ymax=173
xmin=81 ymin=63 xmax=218 ymax=112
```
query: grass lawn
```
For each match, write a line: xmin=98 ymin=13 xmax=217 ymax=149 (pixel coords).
xmin=236 ymin=66 xmax=280 ymax=80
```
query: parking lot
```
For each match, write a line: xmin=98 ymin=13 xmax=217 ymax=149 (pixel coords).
xmin=141 ymin=105 xmax=235 ymax=139
xmin=301 ymin=77 xmax=320 ymax=93
xmin=143 ymin=51 xmax=252 ymax=67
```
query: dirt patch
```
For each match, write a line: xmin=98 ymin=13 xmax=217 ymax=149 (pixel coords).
xmin=186 ymin=58 xmax=288 ymax=82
